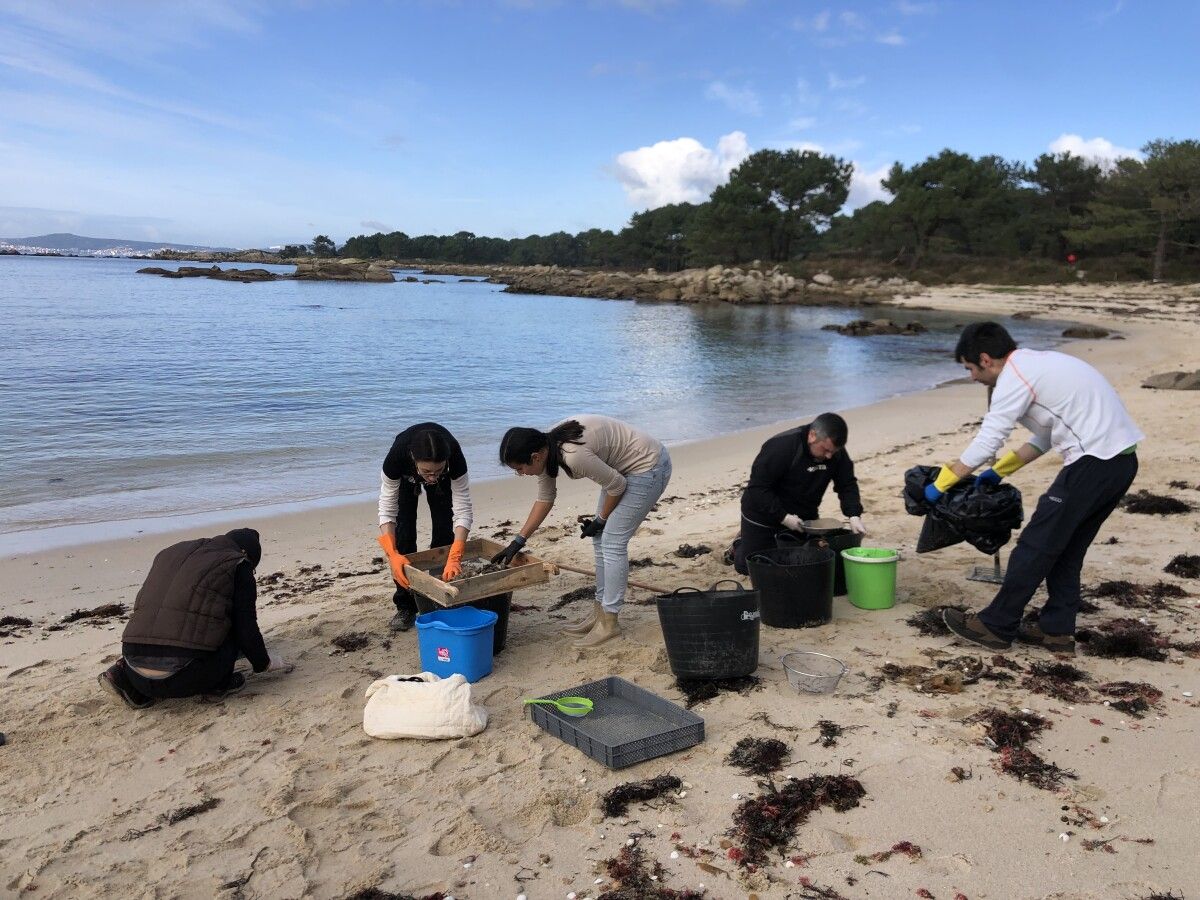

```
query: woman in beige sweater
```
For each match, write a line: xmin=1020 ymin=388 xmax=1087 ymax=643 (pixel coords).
xmin=495 ymin=414 xmax=672 ymax=647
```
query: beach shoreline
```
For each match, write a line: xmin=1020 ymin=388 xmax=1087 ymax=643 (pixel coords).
xmin=2 ymin=281 xmax=1198 ymax=899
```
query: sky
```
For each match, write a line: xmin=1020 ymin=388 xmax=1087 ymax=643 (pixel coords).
xmin=0 ymin=0 xmax=1195 ymax=248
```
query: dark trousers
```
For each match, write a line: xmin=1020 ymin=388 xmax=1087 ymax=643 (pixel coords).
xmin=392 ymin=480 xmax=455 ymax=613
xmin=125 ymin=636 xmax=240 ymax=699
xmin=978 ymin=452 xmax=1138 ymax=640
xmin=734 ymin=516 xmax=811 ymax=575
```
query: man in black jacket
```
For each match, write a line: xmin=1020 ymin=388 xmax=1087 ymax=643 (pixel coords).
xmin=733 ymin=413 xmax=866 ymax=574
xmin=97 ymin=528 xmax=292 ymax=709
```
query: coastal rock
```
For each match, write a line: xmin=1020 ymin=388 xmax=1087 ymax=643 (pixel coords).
xmin=821 ymin=318 xmax=929 ymax=337
xmin=1142 ymin=370 xmax=1200 ymax=390
xmin=811 ymin=272 xmax=836 ymax=286
xmin=138 ymin=265 xmax=281 ymax=282
xmin=1062 ymin=326 xmax=1111 ymax=339
xmin=292 ymin=259 xmax=395 ymax=283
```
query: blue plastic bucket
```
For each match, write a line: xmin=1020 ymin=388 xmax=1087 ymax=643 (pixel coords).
xmin=415 ymin=606 xmax=499 ymax=683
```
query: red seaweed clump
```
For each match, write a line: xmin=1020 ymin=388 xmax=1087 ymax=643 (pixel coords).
xmin=728 ymin=775 xmax=866 ymax=866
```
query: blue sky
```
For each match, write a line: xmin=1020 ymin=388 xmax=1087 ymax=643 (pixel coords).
xmin=0 ymin=0 xmax=1194 ymax=248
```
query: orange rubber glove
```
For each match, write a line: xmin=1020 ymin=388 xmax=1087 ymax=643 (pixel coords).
xmin=377 ymin=533 xmax=411 ymax=589
xmin=441 ymin=538 xmax=466 ymax=582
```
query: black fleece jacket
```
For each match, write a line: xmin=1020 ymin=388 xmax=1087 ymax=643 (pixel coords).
xmin=740 ymin=425 xmax=863 ymax=526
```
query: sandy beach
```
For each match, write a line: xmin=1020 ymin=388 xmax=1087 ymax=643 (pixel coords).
xmin=2 ymin=282 xmax=1198 ymax=899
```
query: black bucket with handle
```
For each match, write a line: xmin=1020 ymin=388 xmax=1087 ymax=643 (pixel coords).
xmin=747 ymin=544 xmax=835 ymax=628
xmin=655 ymin=580 xmax=760 ymax=679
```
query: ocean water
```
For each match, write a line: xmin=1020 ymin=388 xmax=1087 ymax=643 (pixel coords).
xmin=0 ymin=255 xmax=1067 ymax=548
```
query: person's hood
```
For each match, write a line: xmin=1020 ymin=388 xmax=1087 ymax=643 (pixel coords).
xmin=224 ymin=528 xmax=262 ymax=569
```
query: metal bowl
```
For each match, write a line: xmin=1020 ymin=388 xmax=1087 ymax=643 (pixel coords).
xmin=780 ymin=650 xmax=848 ymax=694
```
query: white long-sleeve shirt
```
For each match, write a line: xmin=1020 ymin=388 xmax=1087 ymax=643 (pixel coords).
xmin=960 ymin=348 xmax=1144 ymax=470
xmin=378 ymin=471 xmax=473 ymax=531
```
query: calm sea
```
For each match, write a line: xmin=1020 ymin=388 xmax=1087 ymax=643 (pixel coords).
xmin=0 ymin=255 xmax=1066 ymax=551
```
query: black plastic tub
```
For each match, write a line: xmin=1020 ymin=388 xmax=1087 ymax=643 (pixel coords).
xmin=414 ymin=589 xmax=511 ymax=655
xmin=818 ymin=530 xmax=863 ymax=596
xmin=747 ymin=545 xmax=835 ymax=628
xmin=655 ymin=580 xmax=760 ymax=679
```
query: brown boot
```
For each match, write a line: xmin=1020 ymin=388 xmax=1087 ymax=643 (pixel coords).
xmin=562 ymin=600 xmax=601 ymax=635
xmin=573 ymin=611 xmax=621 ymax=648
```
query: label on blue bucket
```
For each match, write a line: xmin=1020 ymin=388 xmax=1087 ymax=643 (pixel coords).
xmin=437 ymin=647 xmax=450 ymax=662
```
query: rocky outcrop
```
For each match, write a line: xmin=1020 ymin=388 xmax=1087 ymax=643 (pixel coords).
xmin=1062 ymin=326 xmax=1111 ymax=339
xmin=153 ymin=249 xmax=286 ymax=264
xmin=821 ymin=318 xmax=929 ymax=337
xmin=408 ymin=263 xmax=923 ymax=306
xmin=1143 ymin=371 xmax=1200 ymax=390
xmin=292 ymin=258 xmax=395 ymax=282
xmin=137 ymin=265 xmax=280 ymax=282
xmin=139 ymin=259 xmax=394 ymax=284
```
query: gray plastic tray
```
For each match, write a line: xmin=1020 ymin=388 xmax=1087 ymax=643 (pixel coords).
xmin=529 ymin=676 xmax=704 ymax=769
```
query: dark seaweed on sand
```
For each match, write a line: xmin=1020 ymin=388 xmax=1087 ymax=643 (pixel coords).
xmin=1165 ymin=553 xmax=1200 ymax=579
xmin=165 ymin=796 xmax=221 ymax=825
xmin=1121 ymin=490 xmax=1193 ymax=515
xmin=675 ymin=675 xmax=760 ymax=708
xmin=598 ymin=844 xmax=705 ymax=900
xmin=815 ymin=720 xmax=856 ymax=748
xmin=727 ymin=737 xmax=790 ymax=775
xmin=998 ymin=745 xmax=1078 ymax=790
xmin=1077 ymin=618 xmax=1169 ymax=661
xmin=854 ymin=840 xmax=922 ymax=864
xmin=1085 ymin=579 xmax=1189 ymax=610
xmin=61 ymin=602 xmax=127 ymax=623
xmin=968 ymin=708 xmax=1050 ymax=748
xmin=728 ymin=774 xmax=866 ymax=866
xmin=330 ymin=632 xmax=370 ymax=653
xmin=548 ymin=585 xmax=595 ymax=611
xmin=1097 ymin=681 xmax=1164 ymax=718
xmin=905 ymin=604 xmax=968 ymax=636
xmin=673 ymin=543 xmax=712 ymax=558
xmin=600 ymin=775 xmax=682 ymax=818
xmin=344 ymin=891 xmax=447 ymax=900
xmin=1023 ymin=660 xmax=1092 ymax=704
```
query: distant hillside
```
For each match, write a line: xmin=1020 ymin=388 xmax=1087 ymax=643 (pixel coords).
xmin=0 ymin=233 xmax=233 ymax=254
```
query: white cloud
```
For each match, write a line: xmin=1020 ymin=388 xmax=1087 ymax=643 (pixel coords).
xmin=794 ymin=77 xmax=819 ymax=107
xmin=847 ymin=163 xmax=892 ymax=209
xmin=1048 ymin=133 xmax=1140 ymax=167
xmin=705 ymin=80 xmax=761 ymax=116
xmin=613 ymin=131 xmax=751 ymax=209
xmin=788 ymin=116 xmax=817 ymax=131
xmin=876 ymin=31 xmax=906 ymax=45
xmin=828 ymin=72 xmax=866 ymax=90
xmin=840 ymin=10 xmax=867 ymax=28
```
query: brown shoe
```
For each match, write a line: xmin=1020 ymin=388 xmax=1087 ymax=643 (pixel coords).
xmin=942 ymin=609 xmax=1012 ymax=651
xmin=1016 ymin=622 xmax=1076 ymax=655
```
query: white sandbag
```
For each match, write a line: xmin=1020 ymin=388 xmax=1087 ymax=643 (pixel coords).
xmin=363 ymin=672 xmax=488 ymax=740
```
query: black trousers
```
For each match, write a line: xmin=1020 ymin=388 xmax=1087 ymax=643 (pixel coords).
xmin=392 ymin=480 xmax=455 ymax=612
xmin=125 ymin=636 xmax=240 ymax=699
xmin=734 ymin=516 xmax=811 ymax=575
xmin=978 ymin=452 xmax=1138 ymax=640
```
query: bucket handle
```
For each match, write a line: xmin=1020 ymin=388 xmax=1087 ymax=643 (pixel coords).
xmin=710 ymin=579 xmax=748 ymax=592
xmin=668 ymin=586 xmax=703 ymax=596
xmin=775 ymin=531 xmax=806 ymax=546
xmin=748 ymin=552 xmax=777 ymax=566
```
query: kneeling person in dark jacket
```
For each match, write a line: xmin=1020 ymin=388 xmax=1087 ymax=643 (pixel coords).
xmin=734 ymin=413 xmax=866 ymax=575
xmin=98 ymin=528 xmax=292 ymax=709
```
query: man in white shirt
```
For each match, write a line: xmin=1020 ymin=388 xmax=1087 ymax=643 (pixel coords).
xmin=925 ymin=322 xmax=1143 ymax=653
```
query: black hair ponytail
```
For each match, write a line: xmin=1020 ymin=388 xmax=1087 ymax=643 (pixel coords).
xmin=499 ymin=419 xmax=585 ymax=478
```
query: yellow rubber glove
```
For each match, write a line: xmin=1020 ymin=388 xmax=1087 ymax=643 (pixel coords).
xmin=441 ymin=538 xmax=466 ymax=582
xmin=993 ymin=450 xmax=1026 ymax=478
xmin=377 ymin=533 xmax=411 ymax=589
xmin=932 ymin=463 xmax=963 ymax=493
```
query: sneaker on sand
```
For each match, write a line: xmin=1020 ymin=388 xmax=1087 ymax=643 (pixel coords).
xmin=942 ymin=608 xmax=1012 ymax=651
xmin=1016 ymin=622 xmax=1076 ymax=655
xmin=389 ymin=608 xmax=417 ymax=633
xmin=97 ymin=661 xmax=156 ymax=710
xmin=199 ymin=672 xmax=247 ymax=704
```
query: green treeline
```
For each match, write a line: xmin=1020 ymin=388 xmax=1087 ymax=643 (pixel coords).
xmin=334 ymin=139 xmax=1200 ymax=281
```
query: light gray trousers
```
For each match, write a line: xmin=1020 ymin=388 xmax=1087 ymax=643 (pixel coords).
xmin=592 ymin=448 xmax=672 ymax=613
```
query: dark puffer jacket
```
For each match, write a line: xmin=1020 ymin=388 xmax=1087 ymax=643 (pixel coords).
xmin=123 ymin=531 xmax=258 ymax=652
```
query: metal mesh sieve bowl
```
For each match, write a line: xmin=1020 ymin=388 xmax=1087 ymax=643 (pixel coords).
xmin=780 ymin=650 xmax=848 ymax=694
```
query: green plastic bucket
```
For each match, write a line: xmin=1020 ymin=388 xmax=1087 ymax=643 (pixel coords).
xmin=841 ymin=547 xmax=899 ymax=610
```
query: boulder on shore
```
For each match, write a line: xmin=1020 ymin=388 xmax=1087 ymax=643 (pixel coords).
xmin=293 ymin=258 xmax=394 ymax=282
xmin=1062 ymin=326 xmax=1111 ymax=339
xmin=1142 ymin=371 xmax=1200 ymax=390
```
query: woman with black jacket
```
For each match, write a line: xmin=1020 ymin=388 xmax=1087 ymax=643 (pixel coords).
xmin=376 ymin=423 xmax=475 ymax=632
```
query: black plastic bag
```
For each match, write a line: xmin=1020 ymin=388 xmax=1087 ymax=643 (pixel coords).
xmin=904 ymin=465 xmax=1024 ymax=555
